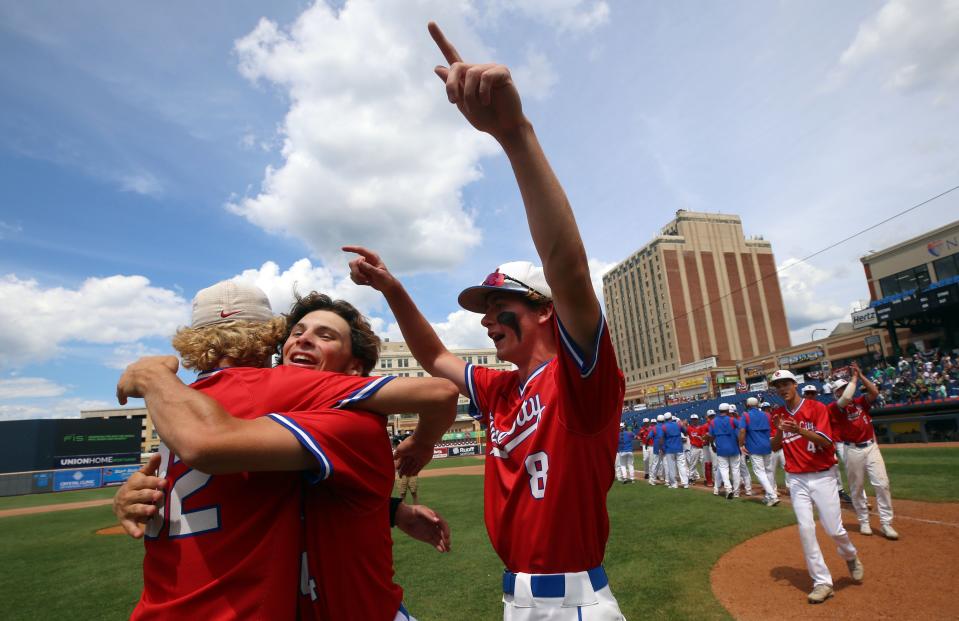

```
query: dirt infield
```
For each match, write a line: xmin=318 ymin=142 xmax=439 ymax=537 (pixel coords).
xmin=711 ymin=497 xmax=959 ymax=620
xmin=0 ymin=498 xmax=113 ymax=519
xmin=418 ymin=464 xmax=484 ymax=478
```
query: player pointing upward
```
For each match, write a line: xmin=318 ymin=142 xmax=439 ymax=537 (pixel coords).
xmin=343 ymin=22 xmax=626 ymax=620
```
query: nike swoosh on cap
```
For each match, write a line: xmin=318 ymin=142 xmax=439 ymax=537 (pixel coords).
xmin=220 ymin=310 xmax=242 ymax=318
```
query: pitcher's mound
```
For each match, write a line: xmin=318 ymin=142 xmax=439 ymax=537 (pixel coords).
xmin=710 ymin=499 xmax=959 ymax=620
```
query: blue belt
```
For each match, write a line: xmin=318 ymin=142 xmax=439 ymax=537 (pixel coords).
xmin=502 ymin=566 xmax=608 ymax=597
xmin=843 ymin=440 xmax=873 ymax=448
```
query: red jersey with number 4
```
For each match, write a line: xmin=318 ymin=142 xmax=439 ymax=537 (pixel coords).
xmin=132 ymin=366 xmax=392 ymax=621
xmin=272 ymin=409 xmax=403 ymax=621
xmin=827 ymin=396 xmax=875 ymax=444
xmin=465 ymin=316 xmax=625 ymax=574
xmin=688 ymin=424 xmax=706 ymax=448
xmin=772 ymin=398 xmax=836 ymax=474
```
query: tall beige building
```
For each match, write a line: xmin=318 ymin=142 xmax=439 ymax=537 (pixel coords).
xmin=603 ymin=210 xmax=791 ymax=385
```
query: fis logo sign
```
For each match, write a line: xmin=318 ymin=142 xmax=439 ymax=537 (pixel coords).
xmin=928 ymin=236 xmax=958 ymax=257
xmin=490 ymin=394 xmax=545 ymax=458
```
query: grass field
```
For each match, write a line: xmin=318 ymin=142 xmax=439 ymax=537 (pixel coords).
xmin=1 ymin=446 xmax=956 ymax=620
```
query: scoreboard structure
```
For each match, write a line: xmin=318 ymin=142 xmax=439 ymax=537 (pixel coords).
xmin=0 ymin=418 xmax=142 ymax=496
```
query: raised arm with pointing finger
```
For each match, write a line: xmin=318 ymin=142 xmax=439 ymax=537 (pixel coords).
xmin=345 ymin=23 xmax=626 ymax=620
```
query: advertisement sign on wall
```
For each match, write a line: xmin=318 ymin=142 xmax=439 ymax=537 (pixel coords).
xmin=448 ymin=445 xmax=480 ymax=457
xmin=101 ymin=465 xmax=141 ymax=486
xmin=719 ymin=388 xmax=736 ymax=397
xmin=53 ymin=468 xmax=102 ymax=492
xmin=432 ymin=447 xmax=448 ymax=459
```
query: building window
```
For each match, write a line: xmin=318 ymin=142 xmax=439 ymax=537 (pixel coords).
xmin=934 ymin=254 xmax=959 ymax=281
xmin=879 ymin=265 xmax=932 ymax=297
xmin=381 ymin=358 xmax=393 ymax=369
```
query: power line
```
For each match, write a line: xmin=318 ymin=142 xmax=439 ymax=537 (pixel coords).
xmin=624 ymin=182 xmax=959 ymax=337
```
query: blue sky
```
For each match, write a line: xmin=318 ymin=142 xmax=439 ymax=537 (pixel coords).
xmin=1 ymin=0 xmax=957 ymax=419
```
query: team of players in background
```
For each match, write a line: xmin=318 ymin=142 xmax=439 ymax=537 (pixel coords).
xmin=616 ymin=364 xmax=898 ymax=603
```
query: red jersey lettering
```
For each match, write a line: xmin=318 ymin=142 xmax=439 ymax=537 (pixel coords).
xmin=465 ymin=316 xmax=624 ymax=573
xmin=771 ymin=399 xmax=837 ymax=474
xmin=827 ymin=396 xmax=875 ymax=444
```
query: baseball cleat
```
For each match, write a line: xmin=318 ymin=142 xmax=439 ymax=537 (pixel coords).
xmin=725 ymin=491 xmax=734 ymax=500
xmin=839 ymin=490 xmax=853 ymax=504
xmin=846 ymin=557 xmax=864 ymax=582
xmin=744 ymin=489 xmax=753 ymax=496
xmin=807 ymin=584 xmax=834 ymax=604
xmin=880 ymin=524 xmax=899 ymax=540
xmin=859 ymin=523 xmax=873 ymax=536
xmin=713 ymin=489 xmax=720 ymax=496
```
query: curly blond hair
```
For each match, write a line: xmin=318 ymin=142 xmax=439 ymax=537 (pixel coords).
xmin=172 ymin=317 xmax=288 ymax=372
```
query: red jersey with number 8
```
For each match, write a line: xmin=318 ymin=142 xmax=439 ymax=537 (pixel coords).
xmin=465 ymin=316 xmax=624 ymax=574
xmin=771 ymin=398 xmax=837 ymax=474
xmin=132 ymin=366 xmax=391 ymax=620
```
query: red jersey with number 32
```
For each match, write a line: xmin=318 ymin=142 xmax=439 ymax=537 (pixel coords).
xmin=827 ymin=396 xmax=875 ymax=444
xmin=132 ymin=366 xmax=392 ymax=620
xmin=465 ymin=316 xmax=624 ymax=574
xmin=772 ymin=398 xmax=837 ymax=474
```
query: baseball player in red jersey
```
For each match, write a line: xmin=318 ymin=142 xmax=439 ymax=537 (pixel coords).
xmin=639 ymin=418 xmax=653 ymax=480
xmin=769 ymin=369 xmax=863 ymax=605
xmin=686 ymin=414 xmax=705 ymax=482
xmin=115 ymin=284 xmax=457 ymax=620
xmin=828 ymin=364 xmax=898 ymax=539
xmin=342 ymin=22 xmax=626 ymax=620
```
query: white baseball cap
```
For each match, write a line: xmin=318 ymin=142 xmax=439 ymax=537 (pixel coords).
xmin=664 ymin=412 xmax=673 ymax=420
xmin=760 ymin=401 xmax=771 ymax=408
xmin=729 ymin=404 xmax=738 ymax=413
xmin=656 ymin=414 xmax=665 ymax=422
xmin=802 ymin=384 xmax=818 ymax=394
xmin=746 ymin=397 xmax=759 ymax=407
xmin=718 ymin=403 xmax=731 ymax=412
xmin=457 ymin=261 xmax=552 ymax=313
xmin=832 ymin=378 xmax=849 ymax=391
xmin=643 ymin=417 xmax=650 ymax=423
xmin=191 ymin=281 xmax=273 ymax=329
xmin=770 ymin=369 xmax=797 ymax=384
xmin=690 ymin=414 xmax=699 ymax=420
xmin=706 ymin=409 xmax=716 ymax=417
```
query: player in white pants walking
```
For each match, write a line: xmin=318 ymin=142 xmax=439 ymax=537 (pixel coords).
xmin=649 ymin=415 xmax=665 ymax=485
xmin=829 ymin=367 xmax=898 ymax=539
xmin=770 ymin=370 xmax=863 ymax=605
xmin=707 ymin=403 xmax=742 ymax=499
xmin=686 ymin=414 xmax=705 ymax=482
xmin=761 ymin=402 xmax=784 ymax=492
xmin=738 ymin=397 xmax=779 ymax=506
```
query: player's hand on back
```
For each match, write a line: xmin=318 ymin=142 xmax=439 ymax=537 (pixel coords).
xmin=394 ymin=434 xmax=434 ymax=477
xmin=395 ymin=503 xmax=451 ymax=553
xmin=428 ymin=22 xmax=527 ymax=140
xmin=343 ymin=246 xmax=401 ymax=294
xmin=116 ymin=355 xmax=180 ymax=405
xmin=114 ymin=453 xmax=167 ymax=539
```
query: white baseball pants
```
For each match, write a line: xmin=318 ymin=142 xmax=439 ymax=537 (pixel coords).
xmin=664 ymin=452 xmax=688 ymax=487
xmin=749 ymin=453 xmax=778 ymax=500
xmin=714 ymin=454 xmax=741 ymax=494
xmin=765 ymin=449 xmax=784 ymax=489
xmin=834 ymin=442 xmax=846 ymax=490
xmin=502 ymin=571 xmax=625 ymax=621
xmin=616 ymin=451 xmax=635 ymax=481
xmin=686 ymin=447 xmax=703 ymax=480
xmin=739 ymin=452 xmax=753 ymax=492
xmin=787 ymin=467 xmax=858 ymax=588
xmin=642 ymin=445 xmax=652 ymax=476
xmin=845 ymin=442 xmax=894 ymax=526
xmin=649 ymin=452 xmax=663 ymax=484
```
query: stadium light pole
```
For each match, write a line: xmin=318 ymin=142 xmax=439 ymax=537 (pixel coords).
xmin=811 ymin=328 xmax=827 ymax=342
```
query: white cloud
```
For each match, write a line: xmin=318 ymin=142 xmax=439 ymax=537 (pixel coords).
xmin=380 ymin=308 xmax=489 ymax=350
xmin=119 ymin=171 xmax=163 ymax=196
xmin=0 ymin=377 xmax=67 ymax=399
xmin=836 ymin=0 xmax=959 ymax=94
xmin=0 ymin=274 xmax=189 ymax=368
xmin=230 ymin=1 xmax=502 ymax=272
xmin=0 ymin=397 xmax=115 ymax=422
xmin=588 ymin=256 xmax=615 ymax=304
xmin=487 ymin=0 xmax=610 ymax=34
xmin=231 ymin=258 xmax=384 ymax=317
xmin=104 ymin=342 xmax=170 ymax=370
xmin=512 ymin=48 xmax=559 ymax=100
xmin=0 ymin=220 xmax=22 ymax=239
xmin=776 ymin=258 xmax=846 ymax=329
